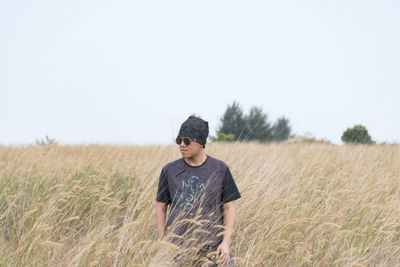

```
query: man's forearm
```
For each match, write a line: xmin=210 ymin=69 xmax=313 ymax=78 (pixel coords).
xmin=222 ymin=201 xmax=236 ymax=245
xmin=155 ymin=202 xmax=167 ymax=239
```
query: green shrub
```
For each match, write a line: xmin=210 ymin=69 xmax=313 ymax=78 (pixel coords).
xmin=209 ymin=132 xmax=235 ymax=142
xmin=341 ymin=125 xmax=374 ymax=144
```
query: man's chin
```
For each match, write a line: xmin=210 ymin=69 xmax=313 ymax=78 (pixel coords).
xmin=181 ymin=153 xmax=191 ymax=159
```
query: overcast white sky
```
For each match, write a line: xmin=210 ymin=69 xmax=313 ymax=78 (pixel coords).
xmin=1 ymin=0 xmax=399 ymax=145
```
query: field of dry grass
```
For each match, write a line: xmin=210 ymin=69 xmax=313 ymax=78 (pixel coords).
xmin=1 ymin=143 xmax=399 ymax=266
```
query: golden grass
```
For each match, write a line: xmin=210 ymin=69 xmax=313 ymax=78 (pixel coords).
xmin=0 ymin=143 xmax=399 ymax=266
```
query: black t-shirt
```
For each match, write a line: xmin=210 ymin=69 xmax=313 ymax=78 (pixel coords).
xmin=156 ymin=155 xmax=241 ymax=248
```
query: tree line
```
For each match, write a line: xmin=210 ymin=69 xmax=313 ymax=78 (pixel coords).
xmin=212 ymin=101 xmax=376 ymax=145
xmin=211 ymin=101 xmax=292 ymax=143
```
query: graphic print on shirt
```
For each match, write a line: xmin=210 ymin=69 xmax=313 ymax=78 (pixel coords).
xmin=174 ymin=175 xmax=208 ymax=215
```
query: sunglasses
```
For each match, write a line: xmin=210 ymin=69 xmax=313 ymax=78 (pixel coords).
xmin=176 ymin=136 xmax=197 ymax=145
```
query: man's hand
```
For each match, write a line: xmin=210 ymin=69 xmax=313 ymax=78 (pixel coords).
xmin=216 ymin=242 xmax=230 ymax=266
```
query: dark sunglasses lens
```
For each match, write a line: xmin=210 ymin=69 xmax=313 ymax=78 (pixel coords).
xmin=184 ymin=138 xmax=191 ymax=145
xmin=176 ymin=137 xmax=182 ymax=145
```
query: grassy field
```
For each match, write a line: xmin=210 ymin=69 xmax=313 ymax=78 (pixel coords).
xmin=0 ymin=143 xmax=399 ymax=266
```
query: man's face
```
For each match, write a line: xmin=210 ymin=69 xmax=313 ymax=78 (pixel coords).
xmin=177 ymin=136 xmax=203 ymax=159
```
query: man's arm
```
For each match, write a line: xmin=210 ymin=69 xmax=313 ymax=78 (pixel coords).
xmin=216 ymin=201 xmax=236 ymax=265
xmin=155 ymin=201 xmax=167 ymax=240
xmin=221 ymin=201 xmax=235 ymax=245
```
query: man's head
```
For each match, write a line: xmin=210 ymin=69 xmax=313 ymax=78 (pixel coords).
xmin=176 ymin=116 xmax=209 ymax=158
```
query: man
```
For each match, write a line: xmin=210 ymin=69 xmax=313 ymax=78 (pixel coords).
xmin=153 ymin=116 xmax=241 ymax=266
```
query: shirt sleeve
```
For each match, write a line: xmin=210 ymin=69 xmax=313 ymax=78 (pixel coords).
xmin=156 ymin=168 xmax=171 ymax=205
xmin=221 ymin=166 xmax=241 ymax=204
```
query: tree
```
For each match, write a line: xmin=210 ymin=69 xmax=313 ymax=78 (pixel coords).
xmin=272 ymin=117 xmax=292 ymax=142
xmin=217 ymin=101 xmax=246 ymax=141
xmin=341 ymin=125 xmax=374 ymax=144
xmin=244 ymin=106 xmax=273 ymax=142
xmin=215 ymin=101 xmax=292 ymax=143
